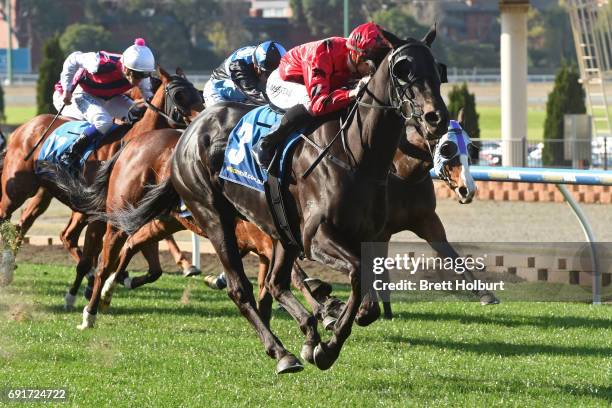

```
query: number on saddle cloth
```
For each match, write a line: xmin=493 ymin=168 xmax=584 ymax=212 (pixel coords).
xmin=35 ymin=121 xmax=120 ymax=172
xmin=219 ymin=105 xmax=302 ymax=193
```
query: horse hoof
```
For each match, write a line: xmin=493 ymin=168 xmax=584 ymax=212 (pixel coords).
xmin=480 ymin=292 xmax=500 ymax=305
xmin=300 ymin=344 xmax=315 ymax=365
xmin=355 ymin=302 xmax=381 ymax=327
xmin=183 ymin=266 xmax=201 ymax=278
xmin=76 ymin=306 xmax=96 ymax=330
xmin=313 ymin=342 xmax=338 ymax=371
xmin=64 ymin=292 xmax=77 ymax=311
xmin=322 ymin=316 xmax=337 ymax=331
xmin=276 ymin=354 xmax=304 ymax=374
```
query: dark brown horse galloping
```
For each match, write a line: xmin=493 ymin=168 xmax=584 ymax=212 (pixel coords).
xmin=111 ymin=29 xmax=449 ymax=373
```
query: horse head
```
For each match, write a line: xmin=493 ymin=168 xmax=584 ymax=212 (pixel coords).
xmin=152 ymin=66 xmax=204 ymax=127
xmin=379 ymin=25 xmax=449 ymax=141
xmin=433 ymin=109 xmax=477 ymax=203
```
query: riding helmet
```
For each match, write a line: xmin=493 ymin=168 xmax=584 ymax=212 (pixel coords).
xmin=253 ymin=41 xmax=287 ymax=72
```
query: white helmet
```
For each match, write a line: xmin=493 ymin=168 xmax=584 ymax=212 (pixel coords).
xmin=121 ymin=38 xmax=155 ymax=72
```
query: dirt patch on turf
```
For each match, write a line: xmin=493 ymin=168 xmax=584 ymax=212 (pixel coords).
xmin=16 ymin=244 xmax=351 ymax=285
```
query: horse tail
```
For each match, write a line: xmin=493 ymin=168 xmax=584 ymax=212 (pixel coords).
xmin=106 ymin=178 xmax=180 ymax=235
xmin=36 ymin=143 xmax=127 ymax=215
xmin=77 ymin=143 xmax=127 ymax=213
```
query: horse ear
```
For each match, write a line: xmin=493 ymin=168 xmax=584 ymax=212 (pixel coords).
xmin=422 ymin=23 xmax=437 ymax=47
xmin=381 ymin=29 xmax=404 ymax=49
xmin=157 ymin=65 xmax=171 ymax=82
xmin=175 ymin=67 xmax=185 ymax=78
xmin=457 ymin=108 xmax=465 ymax=127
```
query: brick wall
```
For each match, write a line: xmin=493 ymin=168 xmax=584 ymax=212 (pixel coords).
xmin=435 ymin=180 xmax=612 ymax=204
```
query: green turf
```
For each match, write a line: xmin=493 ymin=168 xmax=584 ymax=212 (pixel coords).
xmin=5 ymin=106 xmax=37 ymax=126
xmin=1 ymin=264 xmax=610 ymax=407
xmin=478 ymin=106 xmax=547 ymax=142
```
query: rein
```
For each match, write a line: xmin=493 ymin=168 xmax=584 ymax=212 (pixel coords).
xmin=302 ymin=43 xmax=432 ymax=181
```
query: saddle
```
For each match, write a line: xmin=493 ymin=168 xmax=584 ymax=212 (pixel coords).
xmin=36 ymin=121 xmax=128 ymax=174
xmin=218 ymin=105 xmax=304 ymax=251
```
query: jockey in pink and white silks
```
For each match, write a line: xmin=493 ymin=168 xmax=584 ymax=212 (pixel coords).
xmin=53 ymin=38 xmax=156 ymax=167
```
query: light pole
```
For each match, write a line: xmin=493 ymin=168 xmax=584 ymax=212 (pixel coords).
xmin=343 ymin=0 xmax=349 ymax=37
xmin=5 ymin=0 xmax=12 ymax=86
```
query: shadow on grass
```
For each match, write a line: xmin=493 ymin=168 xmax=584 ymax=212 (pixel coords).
xmin=424 ymin=373 xmax=612 ymax=403
xmin=390 ymin=310 xmax=612 ymax=330
xmin=390 ymin=336 xmax=611 ymax=357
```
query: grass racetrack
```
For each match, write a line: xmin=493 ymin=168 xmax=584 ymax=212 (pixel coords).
xmin=1 ymin=263 xmax=610 ymax=406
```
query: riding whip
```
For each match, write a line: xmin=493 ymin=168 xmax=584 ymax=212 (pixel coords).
xmin=24 ymin=103 xmax=66 ymax=161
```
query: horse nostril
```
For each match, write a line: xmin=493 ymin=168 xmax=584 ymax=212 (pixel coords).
xmin=424 ymin=111 xmax=441 ymax=126
xmin=458 ymin=186 xmax=468 ymax=197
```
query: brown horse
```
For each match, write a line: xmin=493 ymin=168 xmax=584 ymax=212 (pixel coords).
xmin=1 ymin=67 xmax=203 ymax=305
xmin=109 ymin=30 xmax=449 ymax=373
xmin=2 ymin=78 xmax=201 ymax=290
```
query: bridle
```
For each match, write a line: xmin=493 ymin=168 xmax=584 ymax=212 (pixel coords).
xmin=144 ymin=76 xmax=202 ymax=128
xmin=302 ymin=42 xmax=445 ymax=182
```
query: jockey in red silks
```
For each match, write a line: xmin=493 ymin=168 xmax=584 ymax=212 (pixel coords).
xmin=252 ymin=22 xmax=392 ymax=167
xmin=53 ymin=38 xmax=156 ymax=167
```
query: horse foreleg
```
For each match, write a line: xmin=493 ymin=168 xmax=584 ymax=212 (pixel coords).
xmin=190 ymin=201 xmax=301 ymax=374
xmin=266 ymin=241 xmax=321 ymax=366
xmin=413 ymin=212 xmax=500 ymax=305
xmin=60 ymin=212 xmax=88 ymax=264
xmin=309 ymin=223 xmax=362 ymax=371
xmin=77 ymin=222 xmax=125 ymax=329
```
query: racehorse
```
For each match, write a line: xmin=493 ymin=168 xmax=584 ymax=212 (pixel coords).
xmin=0 ymin=67 xmax=203 ymax=306
xmin=1 ymin=76 xmax=201 ymax=280
xmin=108 ymin=29 xmax=450 ymax=373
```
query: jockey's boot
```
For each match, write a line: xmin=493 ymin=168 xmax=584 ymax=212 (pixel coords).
xmin=59 ymin=124 xmax=102 ymax=169
xmin=252 ymin=104 xmax=312 ymax=169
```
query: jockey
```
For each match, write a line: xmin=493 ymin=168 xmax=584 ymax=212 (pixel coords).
xmin=252 ymin=22 xmax=392 ymax=167
xmin=53 ymin=38 xmax=156 ymax=167
xmin=202 ymin=41 xmax=286 ymax=107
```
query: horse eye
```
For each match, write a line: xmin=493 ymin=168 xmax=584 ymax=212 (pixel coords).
xmin=439 ymin=141 xmax=458 ymax=159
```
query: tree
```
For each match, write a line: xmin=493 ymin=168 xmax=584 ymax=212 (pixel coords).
xmin=542 ymin=64 xmax=586 ymax=166
xmin=448 ymin=83 xmax=480 ymax=162
xmin=290 ymin=0 xmax=369 ymax=37
xmin=37 ymin=36 xmax=64 ymax=115
xmin=59 ymin=24 xmax=115 ymax=54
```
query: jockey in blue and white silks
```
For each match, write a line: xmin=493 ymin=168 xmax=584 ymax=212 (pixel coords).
xmin=202 ymin=41 xmax=286 ymax=107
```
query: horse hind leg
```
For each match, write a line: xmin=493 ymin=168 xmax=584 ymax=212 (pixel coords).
xmin=60 ymin=212 xmax=88 ymax=264
xmin=17 ymin=187 xmax=52 ymax=240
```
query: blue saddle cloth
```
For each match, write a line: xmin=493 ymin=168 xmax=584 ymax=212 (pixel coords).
xmin=219 ymin=106 xmax=302 ymax=193
xmin=36 ymin=121 xmax=118 ymax=172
